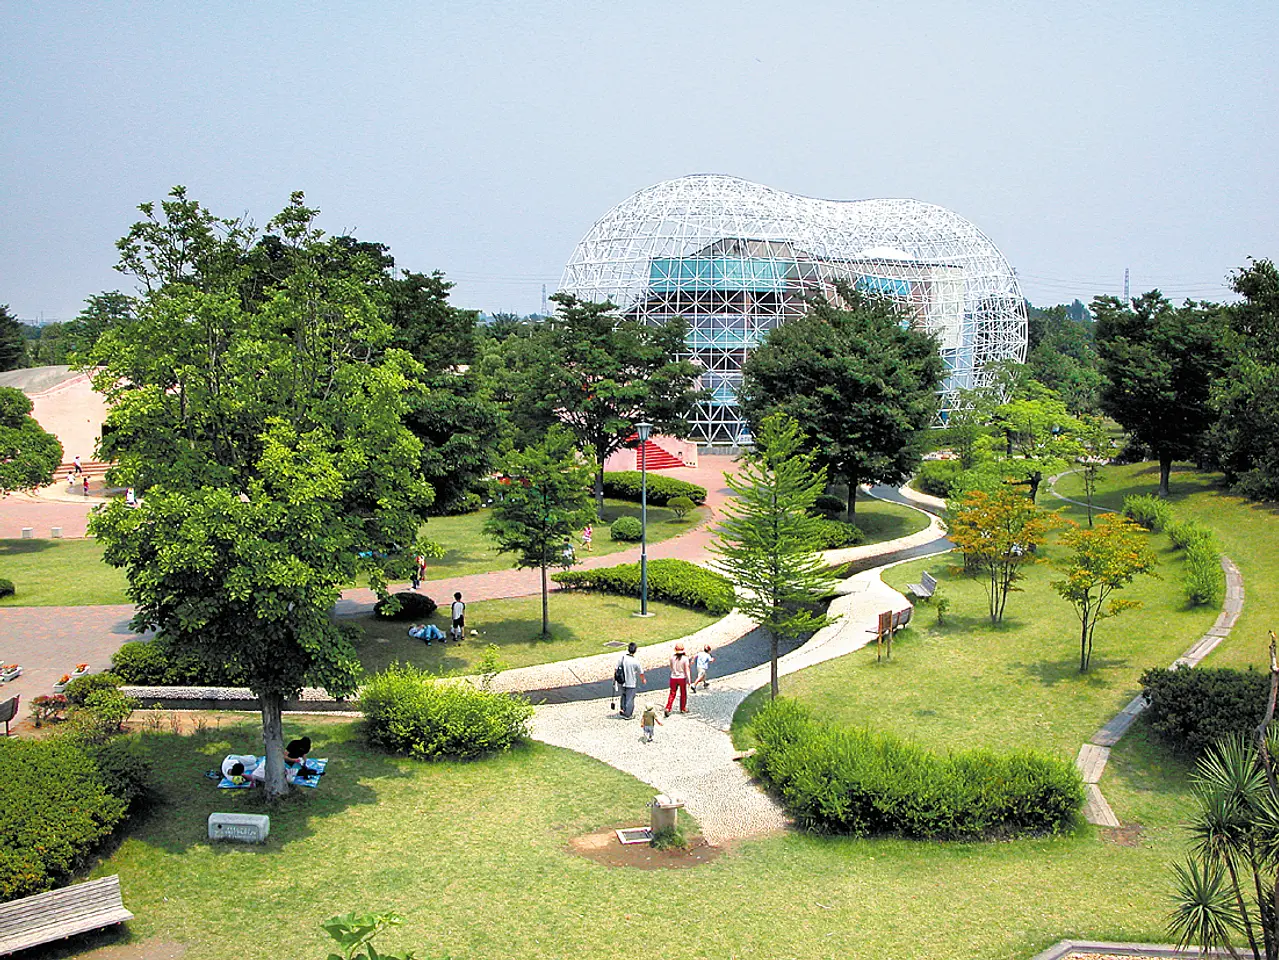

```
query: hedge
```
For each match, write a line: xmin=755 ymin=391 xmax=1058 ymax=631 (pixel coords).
xmin=361 ymin=663 xmax=533 ymax=760
xmin=0 ymin=738 xmax=129 ymax=901
xmin=1122 ymin=493 xmax=1173 ymax=532
xmin=110 ymin=639 xmax=247 ymax=686
xmin=745 ymin=699 xmax=1083 ymax=839
xmin=813 ymin=519 xmax=865 ymax=549
xmin=552 ymin=558 xmax=734 ymax=615
xmin=1184 ymin=538 xmax=1224 ymax=607
xmin=1141 ymin=665 xmax=1269 ymax=757
xmin=602 ymin=471 xmax=707 ymax=506
xmin=916 ymin=460 xmax=962 ymax=498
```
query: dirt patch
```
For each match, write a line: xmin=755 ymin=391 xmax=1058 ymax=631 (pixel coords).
xmin=568 ymin=828 xmax=723 ymax=869
xmin=1100 ymin=823 xmax=1144 ymax=847
xmin=74 ymin=939 xmax=187 ymax=960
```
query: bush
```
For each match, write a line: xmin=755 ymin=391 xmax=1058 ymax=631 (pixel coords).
xmin=29 ymin=694 xmax=67 ymax=727
xmin=1167 ymin=518 xmax=1214 ymax=551
xmin=667 ymin=495 xmax=695 ymax=520
xmin=609 ymin=516 xmax=643 ymax=542
xmin=1141 ymin=665 xmax=1269 ymax=756
xmin=1122 ymin=493 xmax=1173 ymax=532
xmin=89 ymin=736 xmax=154 ymax=811
xmin=110 ymin=639 xmax=246 ymax=686
xmin=602 ymin=471 xmax=707 ymax=506
xmin=63 ymin=672 xmax=122 ymax=707
xmin=1184 ymin=537 xmax=1224 ymax=607
xmin=67 ymin=688 xmax=138 ymax=744
xmin=812 ymin=494 xmax=847 ymax=520
xmin=745 ymin=699 xmax=1083 ymax=839
xmin=0 ymin=738 xmax=128 ymax=901
xmin=553 ymin=558 xmax=735 ymax=615
xmin=431 ymin=491 xmax=483 ymax=516
xmin=373 ymin=592 xmax=438 ymax=621
xmin=812 ymin=519 xmax=865 ymax=550
xmin=0 ymin=579 xmax=13 ymax=599
xmin=916 ymin=460 xmax=962 ymax=498
xmin=360 ymin=663 xmax=533 ymax=760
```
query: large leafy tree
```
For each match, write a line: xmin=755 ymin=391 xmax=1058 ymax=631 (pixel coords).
xmin=483 ymin=427 xmax=595 ymax=638
xmin=88 ymin=188 xmax=430 ymax=798
xmin=0 ymin=386 xmax=63 ymax=494
xmin=0 ymin=305 xmax=25 ymax=371
xmin=484 ymin=294 xmax=705 ymax=518
xmin=711 ymin=413 xmax=832 ymax=699
xmin=1025 ymin=302 xmax=1102 ymax=414
xmin=740 ymin=288 xmax=945 ymax=520
xmin=1052 ymin=514 xmax=1157 ymax=672
xmin=986 ymin=384 xmax=1083 ymax=501
xmin=1208 ymin=259 xmax=1279 ymax=499
xmin=1093 ymin=291 xmax=1229 ymax=497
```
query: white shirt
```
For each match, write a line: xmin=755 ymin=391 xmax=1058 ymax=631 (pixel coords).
xmin=222 ymin=754 xmax=259 ymax=778
xmin=451 ymin=600 xmax=465 ymax=620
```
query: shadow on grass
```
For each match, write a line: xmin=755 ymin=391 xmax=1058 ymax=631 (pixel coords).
xmin=129 ymin=718 xmax=410 ymax=857
xmin=0 ymin=538 xmax=63 ymax=557
xmin=1012 ymin=654 xmax=1128 ymax=688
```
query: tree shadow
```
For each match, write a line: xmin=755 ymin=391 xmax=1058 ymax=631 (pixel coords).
xmin=1012 ymin=653 xmax=1128 ymax=687
xmin=0 ymin=538 xmax=62 ymax=557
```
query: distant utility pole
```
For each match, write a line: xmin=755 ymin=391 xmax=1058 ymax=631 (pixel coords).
xmin=541 ymin=284 xmax=548 ymax=317
xmin=1124 ymin=268 xmax=1130 ymax=304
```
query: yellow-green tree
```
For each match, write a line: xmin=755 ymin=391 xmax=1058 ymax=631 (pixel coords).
xmin=948 ymin=486 xmax=1059 ymax=624
xmin=1053 ymin=514 xmax=1158 ymax=672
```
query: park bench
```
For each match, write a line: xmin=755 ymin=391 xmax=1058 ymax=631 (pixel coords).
xmin=0 ymin=695 xmax=17 ymax=736
xmin=892 ymin=607 xmax=913 ymax=630
xmin=0 ymin=875 xmax=133 ymax=956
xmin=906 ymin=570 xmax=937 ymax=601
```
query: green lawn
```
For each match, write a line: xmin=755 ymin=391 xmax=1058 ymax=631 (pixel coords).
xmin=63 ymin=715 xmax=1200 ymax=960
xmin=851 ymin=490 xmax=932 ymax=544
xmin=351 ymin=592 xmax=718 ymax=675
xmin=1052 ymin=461 xmax=1278 ymax=672
xmin=0 ymin=538 xmax=129 ymax=607
xmin=418 ymin=499 xmax=707 ymax=581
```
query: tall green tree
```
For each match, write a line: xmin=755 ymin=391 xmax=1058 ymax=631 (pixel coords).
xmin=740 ymin=288 xmax=945 ymax=520
xmin=1208 ymin=259 xmax=1279 ymax=500
xmin=484 ymin=294 xmax=705 ymax=518
xmin=986 ymin=384 xmax=1083 ymax=501
xmin=0 ymin=305 xmax=24 ymax=371
xmin=1093 ymin=291 xmax=1229 ymax=497
xmin=1025 ymin=302 xmax=1101 ymax=414
xmin=0 ymin=386 xmax=63 ymax=494
xmin=483 ymin=427 xmax=595 ymax=638
xmin=65 ymin=292 xmax=135 ymax=359
xmin=88 ymin=187 xmax=430 ymax=799
xmin=1052 ymin=514 xmax=1157 ymax=672
xmin=711 ymin=413 xmax=832 ymax=699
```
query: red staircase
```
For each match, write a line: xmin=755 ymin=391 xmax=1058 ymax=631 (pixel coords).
xmin=634 ymin=440 xmax=686 ymax=471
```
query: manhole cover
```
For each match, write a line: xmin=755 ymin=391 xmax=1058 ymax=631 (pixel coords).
xmin=604 ymin=641 xmax=626 ymax=648
xmin=615 ymin=827 xmax=652 ymax=845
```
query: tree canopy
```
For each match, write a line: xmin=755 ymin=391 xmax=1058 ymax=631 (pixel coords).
xmin=0 ymin=386 xmax=63 ymax=495
xmin=740 ymin=288 xmax=944 ymax=518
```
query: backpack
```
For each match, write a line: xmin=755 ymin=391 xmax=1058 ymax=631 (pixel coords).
xmin=614 ymin=658 xmax=626 ymax=686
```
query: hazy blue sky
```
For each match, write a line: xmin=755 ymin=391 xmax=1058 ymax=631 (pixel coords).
xmin=2 ymin=1 xmax=1275 ymax=321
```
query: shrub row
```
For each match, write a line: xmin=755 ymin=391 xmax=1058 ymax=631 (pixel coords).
xmin=609 ymin=516 xmax=642 ymax=542
xmin=602 ymin=471 xmax=707 ymax=506
xmin=745 ymin=699 xmax=1083 ymax=839
xmin=552 ymin=558 xmax=735 ymax=615
xmin=916 ymin=460 xmax=963 ymax=498
xmin=1184 ymin=537 xmax=1224 ymax=607
xmin=812 ymin=519 xmax=865 ymax=550
xmin=1167 ymin=518 xmax=1214 ymax=550
xmin=360 ymin=663 xmax=533 ymax=760
xmin=1141 ymin=665 xmax=1269 ymax=757
xmin=1122 ymin=493 xmax=1173 ymax=532
xmin=111 ymin=638 xmax=247 ymax=686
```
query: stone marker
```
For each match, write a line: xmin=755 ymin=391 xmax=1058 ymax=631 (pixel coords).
xmin=20 ymin=528 xmax=32 ymax=539
xmin=208 ymin=812 xmax=270 ymax=843
xmin=51 ymin=527 xmax=62 ymax=538
xmin=650 ymin=794 xmax=684 ymax=834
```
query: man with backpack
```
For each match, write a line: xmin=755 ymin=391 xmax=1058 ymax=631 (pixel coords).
xmin=614 ymin=642 xmax=646 ymax=720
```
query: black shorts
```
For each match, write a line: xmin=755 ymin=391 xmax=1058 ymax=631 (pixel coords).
xmin=452 ymin=616 xmax=464 ymax=631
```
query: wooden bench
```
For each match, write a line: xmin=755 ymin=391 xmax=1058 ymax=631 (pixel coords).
xmin=0 ymin=875 xmax=133 ymax=956
xmin=906 ymin=570 xmax=937 ymax=601
xmin=892 ymin=607 xmax=913 ymax=630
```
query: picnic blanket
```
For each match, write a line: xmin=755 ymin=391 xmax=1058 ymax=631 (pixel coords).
xmin=216 ymin=756 xmax=328 ymax=789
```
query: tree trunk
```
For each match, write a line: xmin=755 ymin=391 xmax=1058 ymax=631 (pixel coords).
xmin=540 ymin=561 xmax=550 ymax=638
xmin=1080 ymin=615 xmax=1091 ymax=672
xmin=769 ymin=630 xmax=779 ymax=699
xmin=846 ymin=473 xmax=858 ymax=522
xmin=259 ymin=691 xmax=288 ymax=800
xmin=595 ymin=464 xmax=605 ymax=520
xmin=1028 ymin=472 xmax=1041 ymax=502
xmin=1158 ymin=452 xmax=1172 ymax=499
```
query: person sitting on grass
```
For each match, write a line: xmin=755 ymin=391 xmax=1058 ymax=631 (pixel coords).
xmin=408 ymin=623 xmax=446 ymax=644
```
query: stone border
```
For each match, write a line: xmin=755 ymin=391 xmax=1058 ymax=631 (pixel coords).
xmin=1030 ymin=940 xmax=1232 ymax=960
xmin=1075 ymin=555 xmax=1242 ymax=826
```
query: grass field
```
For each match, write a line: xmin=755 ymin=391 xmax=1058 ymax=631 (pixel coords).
xmin=0 ymin=538 xmax=129 ymax=607
xmin=419 ymin=499 xmax=706 ymax=580
xmin=351 ymin=592 xmax=719 ymax=675
xmin=849 ymin=489 xmax=932 ymax=544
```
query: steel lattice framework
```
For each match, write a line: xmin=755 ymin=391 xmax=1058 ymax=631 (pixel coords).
xmin=560 ymin=174 xmax=1027 ymax=445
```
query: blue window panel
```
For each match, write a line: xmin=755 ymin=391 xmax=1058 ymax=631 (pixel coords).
xmin=648 ymin=257 xmax=795 ymax=293
xmin=854 ymin=275 xmax=911 ymax=298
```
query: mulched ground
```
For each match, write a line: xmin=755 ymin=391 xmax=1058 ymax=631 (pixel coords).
xmin=567 ymin=828 xmax=723 ymax=869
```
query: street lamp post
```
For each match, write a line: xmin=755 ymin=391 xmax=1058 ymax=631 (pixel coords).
xmin=636 ymin=421 xmax=653 ymax=618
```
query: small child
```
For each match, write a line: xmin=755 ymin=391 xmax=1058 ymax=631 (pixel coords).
xmin=692 ymin=644 xmax=715 ymax=690
xmin=641 ymin=703 xmax=662 ymax=743
xmin=581 ymin=524 xmax=593 ymax=552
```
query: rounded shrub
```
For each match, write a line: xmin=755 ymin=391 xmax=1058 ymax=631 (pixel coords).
xmin=667 ymin=495 xmax=695 ymax=519
xmin=0 ymin=579 xmax=13 ymax=599
xmin=553 ymin=558 xmax=734 ymax=615
xmin=610 ymin=516 xmax=643 ymax=542
xmin=812 ymin=494 xmax=847 ymax=520
xmin=109 ymin=641 xmax=168 ymax=685
xmin=1167 ymin=518 xmax=1214 ymax=551
xmin=915 ymin=460 xmax=962 ymax=498
xmin=67 ymin=689 xmax=138 ymax=744
xmin=63 ymin=672 xmax=122 ymax=707
xmin=813 ymin=519 xmax=865 ymax=549
xmin=110 ymin=639 xmax=245 ymax=686
xmin=1141 ymin=665 xmax=1268 ymax=756
xmin=1122 ymin=493 xmax=1173 ymax=532
xmin=373 ymin=592 xmax=438 ymax=621
xmin=360 ymin=663 xmax=533 ymax=760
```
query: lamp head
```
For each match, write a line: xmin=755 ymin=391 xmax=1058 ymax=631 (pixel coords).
xmin=636 ymin=421 xmax=653 ymax=443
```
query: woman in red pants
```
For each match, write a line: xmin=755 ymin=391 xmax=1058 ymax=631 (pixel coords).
xmin=665 ymin=642 xmax=691 ymax=717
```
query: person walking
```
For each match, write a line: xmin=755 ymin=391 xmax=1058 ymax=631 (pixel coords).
xmin=691 ymin=644 xmax=715 ymax=690
xmin=410 ymin=553 xmax=424 ymax=590
xmin=73 ymin=455 xmax=82 ymax=475
xmin=82 ymin=475 xmax=90 ymax=497
xmin=640 ymin=703 xmax=662 ymax=743
xmin=450 ymin=592 xmax=465 ymax=642
xmin=665 ymin=642 xmax=691 ymax=717
xmin=616 ymin=642 xmax=646 ymax=719
xmin=415 ymin=553 xmax=427 ymax=587
xmin=581 ymin=524 xmax=593 ymax=552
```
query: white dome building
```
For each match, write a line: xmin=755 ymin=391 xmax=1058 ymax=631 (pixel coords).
xmin=559 ymin=175 xmax=1027 ymax=445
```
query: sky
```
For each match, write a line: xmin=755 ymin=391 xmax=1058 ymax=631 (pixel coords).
xmin=2 ymin=0 xmax=1276 ymax=322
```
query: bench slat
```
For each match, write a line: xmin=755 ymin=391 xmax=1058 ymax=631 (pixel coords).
xmin=0 ymin=910 xmax=133 ymax=955
xmin=0 ymin=876 xmax=131 ymax=957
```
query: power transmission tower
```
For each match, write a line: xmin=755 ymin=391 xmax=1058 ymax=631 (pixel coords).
xmin=1124 ymin=268 xmax=1130 ymax=304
